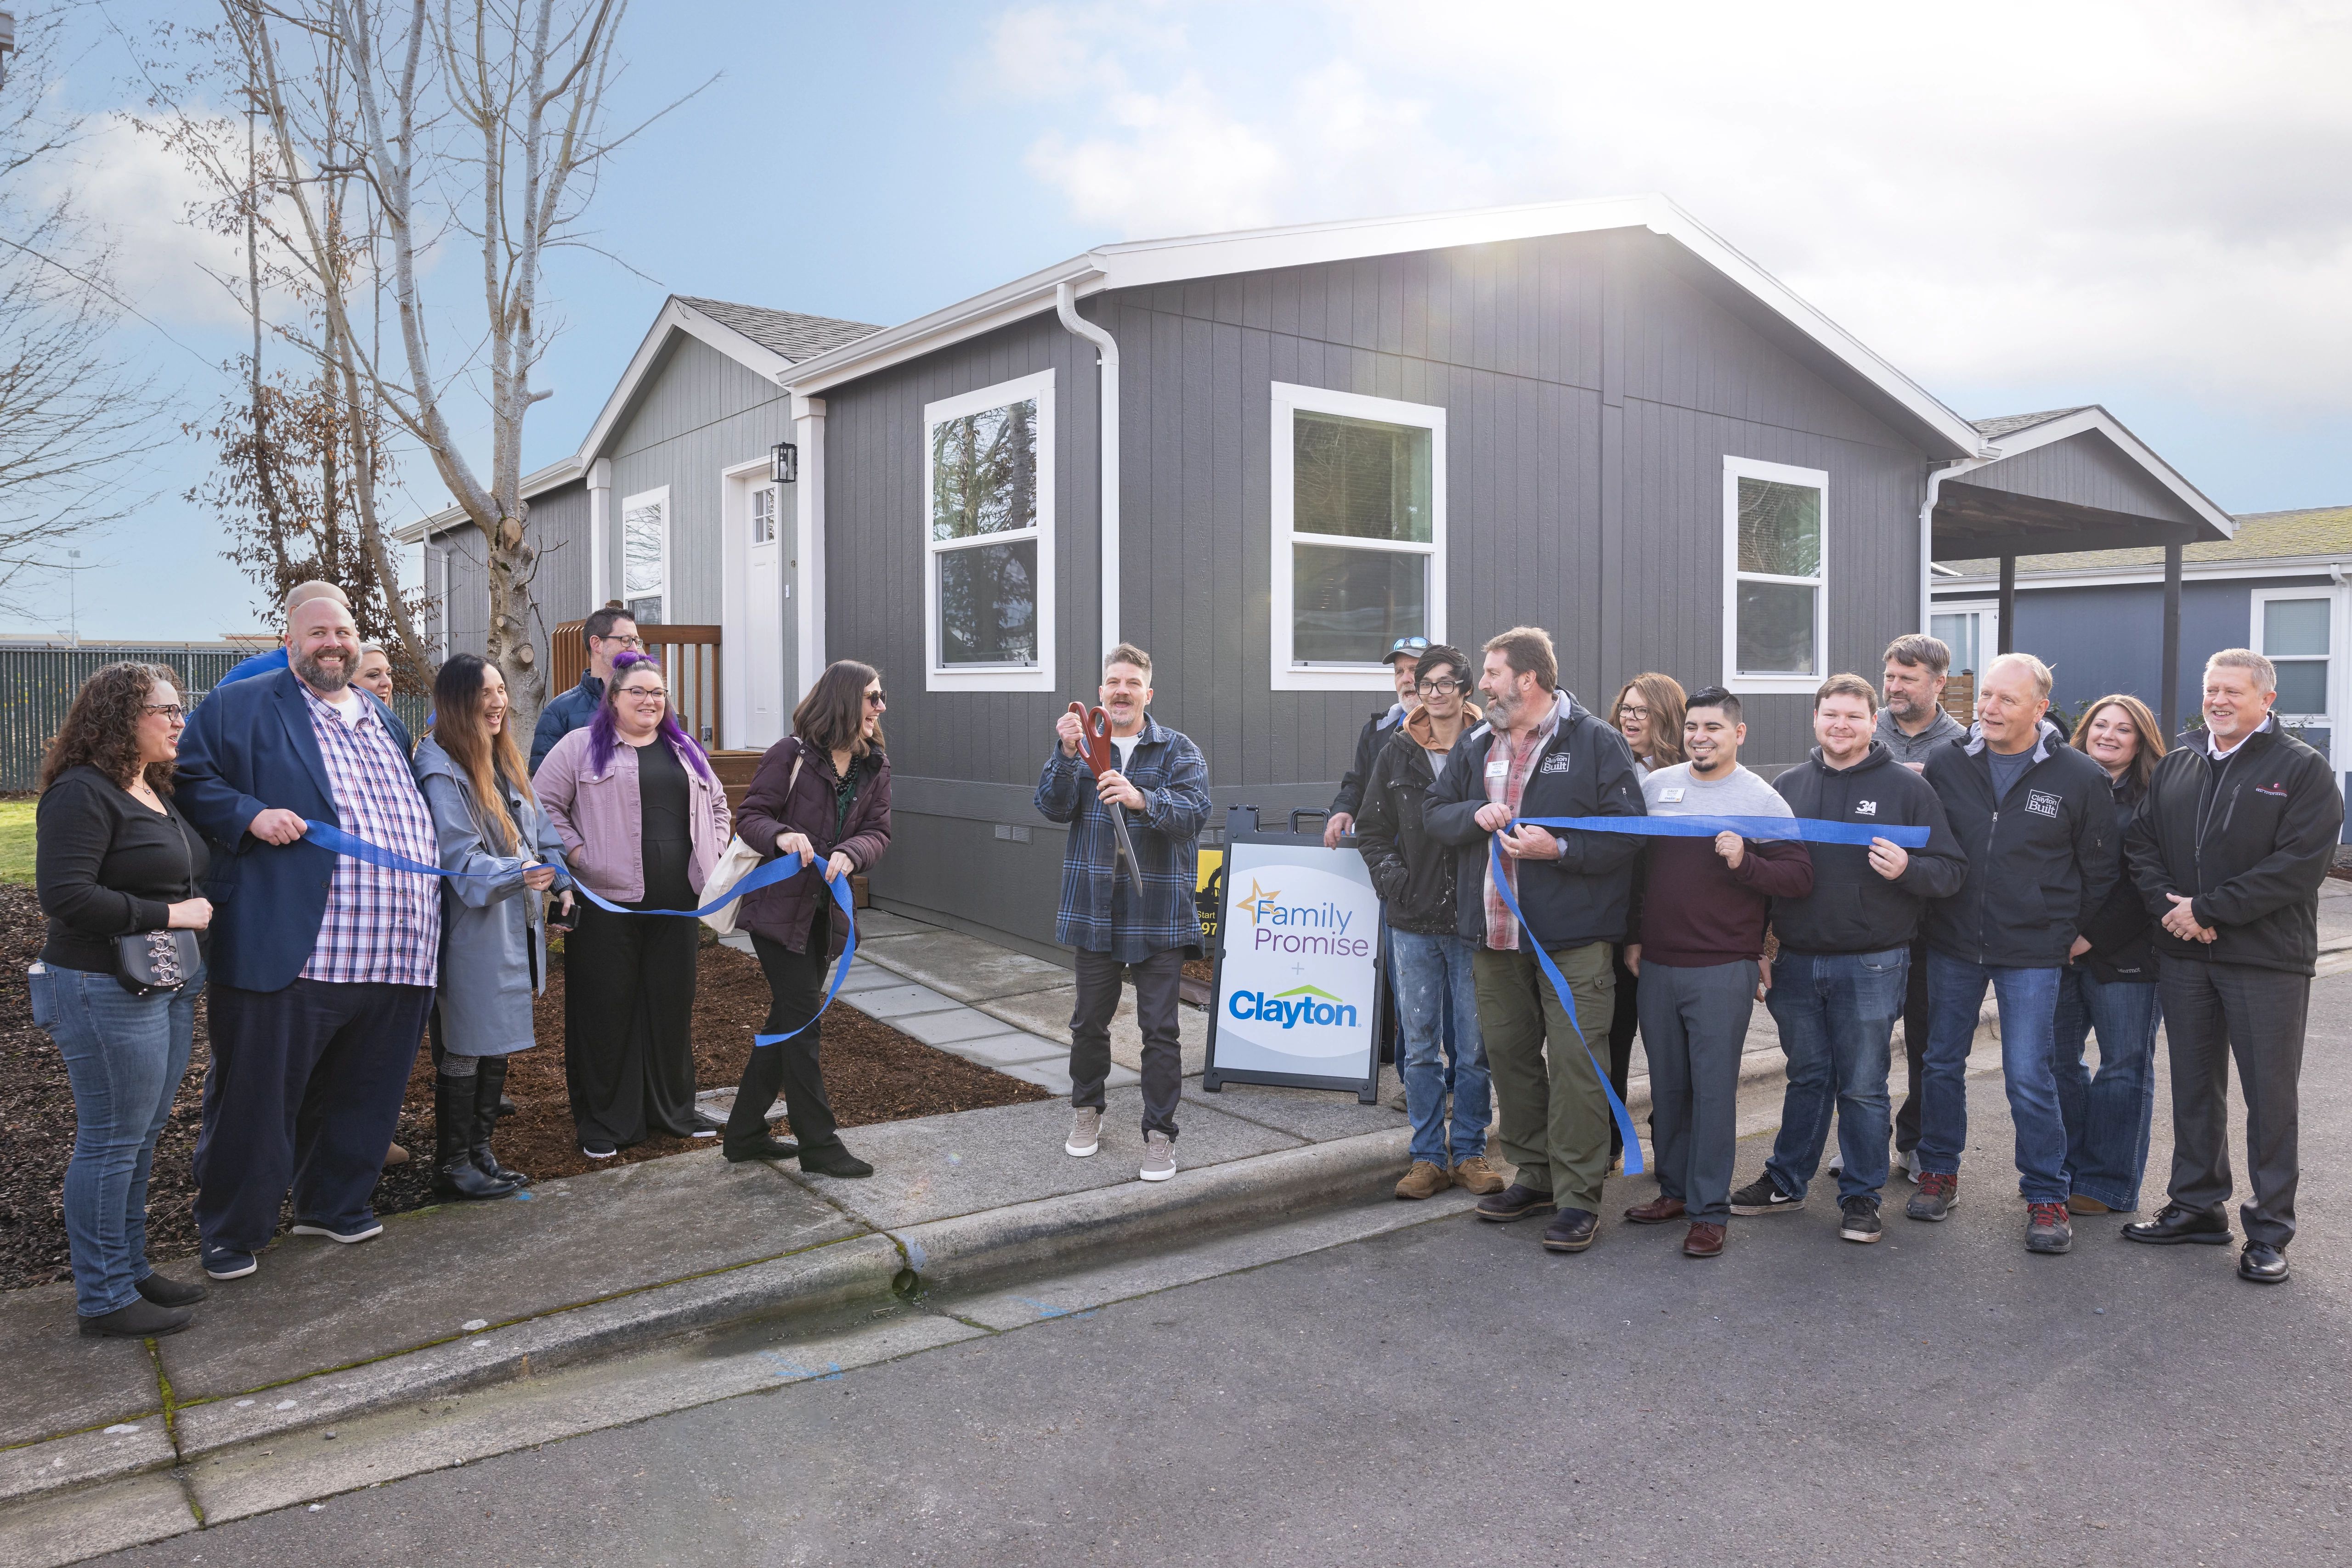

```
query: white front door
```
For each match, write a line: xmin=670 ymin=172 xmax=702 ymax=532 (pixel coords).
xmin=744 ymin=481 xmax=791 ymax=748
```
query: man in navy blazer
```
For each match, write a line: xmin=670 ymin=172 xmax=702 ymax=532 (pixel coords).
xmin=175 ymin=594 xmax=444 ymax=1280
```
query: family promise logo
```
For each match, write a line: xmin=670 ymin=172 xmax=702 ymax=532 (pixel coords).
xmin=1233 ymin=874 xmax=1373 ymax=957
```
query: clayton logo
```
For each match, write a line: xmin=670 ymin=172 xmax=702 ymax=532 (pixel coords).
xmin=1229 ymin=985 xmax=1360 ymax=1030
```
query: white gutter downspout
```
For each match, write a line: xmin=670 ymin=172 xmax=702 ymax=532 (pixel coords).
xmin=1055 ymin=280 xmax=1120 ymax=660
xmin=1918 ymin=451 xmax=1994 ymax=632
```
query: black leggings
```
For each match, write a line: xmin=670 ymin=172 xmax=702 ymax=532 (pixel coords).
xmin=730 ymin=904 xmax=841 ymax=1151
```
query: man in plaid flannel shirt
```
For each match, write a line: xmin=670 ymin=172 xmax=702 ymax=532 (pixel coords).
xmin=175 ymin=593 xmax=441 ymax=1280
xmin=1036 ymin=643 xmax=1211 ymax=1182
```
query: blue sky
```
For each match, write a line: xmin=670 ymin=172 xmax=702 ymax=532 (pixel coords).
xmin=13 ymin=0 xmax=2352 ymax=641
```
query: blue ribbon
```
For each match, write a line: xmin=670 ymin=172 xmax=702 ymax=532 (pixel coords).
xmin=1482 ymin=812 xmax=1928 ymax=1180
xmin=300 ymin=820 xmax=857 ymax=1045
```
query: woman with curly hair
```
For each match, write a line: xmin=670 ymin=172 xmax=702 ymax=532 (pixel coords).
xmin=29 ymin=663 xmax=214 ymax=1337
xmin=534 ymin=651 xmax=730 ymax=1158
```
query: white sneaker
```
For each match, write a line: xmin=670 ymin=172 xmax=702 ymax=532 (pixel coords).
xmin=1065 ymin=1106 xmax=1102 ymax=1158
xmin=1140 ymin=1131 xmax=1176 ymax=1182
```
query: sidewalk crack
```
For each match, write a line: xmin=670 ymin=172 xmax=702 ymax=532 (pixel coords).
xmin=149 ymin=1339 xmax=207 ymax=1528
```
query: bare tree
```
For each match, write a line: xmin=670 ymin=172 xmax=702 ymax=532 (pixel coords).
xmin=0 ymin=8 xmax=168 ymax=618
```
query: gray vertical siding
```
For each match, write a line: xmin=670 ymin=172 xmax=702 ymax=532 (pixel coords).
xmin=425 ymin=476 xmax=589 ymax=674
xmin=1959 ymin=431 xmax=2202 ymax=526
xmin=821 ymin=227 xmax=1936 ymax=947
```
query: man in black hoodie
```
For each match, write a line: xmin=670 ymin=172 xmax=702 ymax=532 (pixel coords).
xmin=1726 ymin=675 xmax=1967 ymax=1244
xmin=2121 ymin=649 xmax=2344 ymax=1284
xmin=1914 ymin=653 xmax=2118 ymax=1255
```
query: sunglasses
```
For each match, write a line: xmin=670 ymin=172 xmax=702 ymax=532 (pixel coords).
xmin=865 ymin=690 xmax=888 ymax=708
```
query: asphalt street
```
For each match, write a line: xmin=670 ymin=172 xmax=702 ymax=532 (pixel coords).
xmin=105 ymin=973 xmax=2352 ymax=1568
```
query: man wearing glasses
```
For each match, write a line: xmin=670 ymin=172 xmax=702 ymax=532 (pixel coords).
xmin=1323 ymin=636 xmax=1429 ymax=850
xmin=530 ymin=604 xmax=642 ymax=774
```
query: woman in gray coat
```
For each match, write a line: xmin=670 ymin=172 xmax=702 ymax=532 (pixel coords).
xmin=413 ymin=654 xmax=573 ymax=1199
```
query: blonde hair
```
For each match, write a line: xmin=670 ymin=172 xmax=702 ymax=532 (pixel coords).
xmin=2206 ymin=648 xmax=2277 ymax=695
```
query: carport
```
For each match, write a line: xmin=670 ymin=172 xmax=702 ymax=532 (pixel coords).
xmin=1926 ymin=406 xmax=2235 ymax=733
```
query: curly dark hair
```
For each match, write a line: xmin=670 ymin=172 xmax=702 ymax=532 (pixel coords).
xmin=39 ymin=662 xmax=183 ymax=794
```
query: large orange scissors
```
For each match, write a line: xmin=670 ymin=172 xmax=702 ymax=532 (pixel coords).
xmin=1068 ymin=701 xmax=1140 ymax=879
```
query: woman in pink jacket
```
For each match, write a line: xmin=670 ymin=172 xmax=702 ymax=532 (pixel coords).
xmin=534 ymin=652 xmax=730 ymax=1158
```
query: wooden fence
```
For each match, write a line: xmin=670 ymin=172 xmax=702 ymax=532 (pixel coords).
xmin=549 ymin=620 xmax=724 ymax=750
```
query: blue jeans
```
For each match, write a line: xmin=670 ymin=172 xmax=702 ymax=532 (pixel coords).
xmin=1919 ymin=951 xmax=2067 ymax=1202
xmin=1762 ymin=948 xmax=1906 ymax=1204
xmin=29 ymin=961 xmax=205 ymax=1317
xmin=2052 ymin=967 xmax=2161 ymax=1212
xmin=1389 ymin=930 xmax=1491 ymax=1165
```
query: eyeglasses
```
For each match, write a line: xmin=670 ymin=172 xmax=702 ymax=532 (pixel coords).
xmin=1415 ymin=677 xmax=1465 ymax=696
xmin=600 ymin=635 xmax=645 ymax=650
xmin=1618 ymin=705 xmax=1651 ymax=721
xmin=620 ymin=687 xmax=668 ymax=702
xmin=865 ymin=690 xmax=888 ymax=708
xmin=143 ymin=704 xmax=186 ymax=722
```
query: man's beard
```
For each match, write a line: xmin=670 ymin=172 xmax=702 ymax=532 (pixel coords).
xmin=1884 ymin=690 xmax=1921 ymax=720
xmin=296 ymin=649 xmax=352 ymax=693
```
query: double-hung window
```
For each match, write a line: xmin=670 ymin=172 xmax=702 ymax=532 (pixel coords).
xmin=621 ymin=486 xmax=669 ymax=626
xmin=1271 ymin=383 xmax=1446 ymax=690
xmin=1722 ymin=457 xmax=1828 ymax=693
xmin=2253 ymin=589 xmax=2335 ymax=723
xmin=924 ymin=370 xmax=1055 ymax=691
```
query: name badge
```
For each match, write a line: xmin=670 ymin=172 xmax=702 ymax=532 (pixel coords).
xmin=1485 ymin=759 xmax=1510 ymax=781
xmin=1659 ymin=787 xmax=1685 ymax=803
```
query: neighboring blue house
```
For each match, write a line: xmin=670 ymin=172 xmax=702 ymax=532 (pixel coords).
xmin=1936 ymin=496 xmax=2352 ymax=835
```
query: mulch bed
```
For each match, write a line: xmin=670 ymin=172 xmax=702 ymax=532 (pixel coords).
xmin=0 ymin=884 xmax=1045 ymax=1294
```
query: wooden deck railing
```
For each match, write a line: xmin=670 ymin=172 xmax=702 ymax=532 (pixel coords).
xmin=547 ymin=619 xmax=724 ymax=749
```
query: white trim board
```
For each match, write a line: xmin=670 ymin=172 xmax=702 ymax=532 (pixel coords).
xmin=1970 ymin=405 xmax=2233 ymax=538
xmin=618 ymin=485 xmax=671 ymax=625
xmin=2249 ymin=585 xmax=2342 ymax=734
xmin=922 ymin=369 xmax=1057 ymax=694
xmin=1269 ymin=382 xmax=1447 ymax=692
xmin=779 ymin=195 xmax=1988 ymax=460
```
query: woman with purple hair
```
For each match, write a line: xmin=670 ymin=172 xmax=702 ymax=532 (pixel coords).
xmin=534 ymin=652 xmax=731 ymax=1158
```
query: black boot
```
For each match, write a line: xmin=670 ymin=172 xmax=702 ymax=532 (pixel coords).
xmin=471 ymin=1058 xmax=530 ymax=1186
xmin=435 ymin=1072 xmax=520 ymax=1200
xmin=723 ymin=1043 xmax=799 ymax=1162
xmin=496 ymin=1094 xmax=519 ymax=1119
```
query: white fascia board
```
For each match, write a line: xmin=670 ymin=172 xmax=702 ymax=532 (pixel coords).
xmin=394 ymin=456 xmax=583 ymax=544
xmin=1938 ymin=554 xmax=2352 ymax=592
xmin=1975 ymin=405 xmax=2235 ymax=537
xmin=779 ymin=194 xmax=1986 ymax=459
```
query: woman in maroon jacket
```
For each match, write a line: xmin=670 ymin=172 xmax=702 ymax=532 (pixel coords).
xmin=723 ymin=661 xmax=893 ymax=1176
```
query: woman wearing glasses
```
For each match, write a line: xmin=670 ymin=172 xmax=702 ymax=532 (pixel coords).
xmin=535 ymin=652 xmax=730 ymax=1158
xmin=29 ymin=664 xmax=213 ymax=1337
xmin=1605 ymin=672 xmax=1688 ymax=1169
xmin=722 ymin=661 xmax=894 ymax=1177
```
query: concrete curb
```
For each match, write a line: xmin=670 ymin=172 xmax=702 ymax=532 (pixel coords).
xmin=889 ymin=1127 xmax=1412 ymax=1292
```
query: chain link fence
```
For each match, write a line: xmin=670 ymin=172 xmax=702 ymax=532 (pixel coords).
xmin=0 ymin=646 xmax=433 ymax=790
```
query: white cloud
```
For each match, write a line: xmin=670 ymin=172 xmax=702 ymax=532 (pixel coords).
xmin=988 ymin=0 xmax=2352 ymax=418
xmin=48 ymin=111 xmax=254 ymax=330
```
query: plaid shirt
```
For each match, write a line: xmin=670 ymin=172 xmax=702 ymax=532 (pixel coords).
xmin=300 ymin=685 xmax=441 ymax=987
xmin=1035 ymin=715 xmax=1211 ymax=960
xmin=1482 ymin=694 xmax=1566 ymax=952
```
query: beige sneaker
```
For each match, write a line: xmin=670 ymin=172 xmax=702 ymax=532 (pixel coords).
xmin=1139 ymin=1131 xmax=1176 ymax=1182
xmin=1065 ymin=1106 xmax=1101 ymax=1158
xmin=1450 ymin=1155 xmax=1507 ymax=1196
xmin=1395 ymin=1160 xmax=1452 ymax=1200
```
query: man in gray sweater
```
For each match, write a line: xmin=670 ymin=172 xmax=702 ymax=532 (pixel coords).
xmin=1876 ymin=634 xmax=1968 ymax=1173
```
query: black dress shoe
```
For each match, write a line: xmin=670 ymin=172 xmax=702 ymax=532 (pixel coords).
xmin=1475 ymin=1183 xmax=1557 ymax=1223
xmin=2239 ymin=1241 xmax=2290 ymax=1284
xmin=2122 ymin=1202 xmax=2233 ymax=1246
xmin=79 ymin=1297 xmax=193 ymax=1338
xmin=798 ymin=1143 xmax=874 ymax=1178
xmin=1541 ymin=1207 xmax=1599 ymax=1252
xmin=724 ymin=1135 xmax=802 ymax=1163
xmin=136 ymin=1272 xmax=209 ymax=1308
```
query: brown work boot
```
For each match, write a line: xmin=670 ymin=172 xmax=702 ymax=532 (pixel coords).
xmin=1449 ymin=1155 xmax=1506 ymax=1196
xmin=1395 ymin=1160 xmax=1452 ymax=1201
xmin=1624 ymin=1194 xmax=1686 ymax=1225
xmin=1683 ymin=1221 xmax=1727 ymax=1258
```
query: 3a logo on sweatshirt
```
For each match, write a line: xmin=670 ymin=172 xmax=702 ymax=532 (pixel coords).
xmin=1854 ymin=799 xmax=1878 ymax=817
xmin=1539 ymin=753 xmax=1574 ymax=775
xmin=2025 ymin=789 xmax=2062 ymax=819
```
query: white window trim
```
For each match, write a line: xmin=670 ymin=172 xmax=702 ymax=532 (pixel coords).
xmin=619 ymin=484 xmax=671 ymax=625
xmin=1270 ymin=382 xmax=1447 ymax=692
xmin=1928 ymin=598 xmax=2001 ymax=679
xmin=922 ymin=369 xmax=1056 ymax=693
xmin=1722 ymin=456 xmax=1829 ymax=695
xmin=2250 ymin=586 xmax=2340 ymax=726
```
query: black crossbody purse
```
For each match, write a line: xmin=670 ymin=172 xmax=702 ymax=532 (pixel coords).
xmin=114 ymin=809 xmax=200 ymax=998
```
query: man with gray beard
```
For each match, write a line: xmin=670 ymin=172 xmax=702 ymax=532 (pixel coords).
xmin=1877 ymin=633 xmax=1967 ymax=1177
xmin=175 ymin=595 xmax=440 ymax=1281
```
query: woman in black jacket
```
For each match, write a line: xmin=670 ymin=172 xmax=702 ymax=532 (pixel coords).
xmin=2056 ymin=694 xmax=2167 ymax=1215
xmin=29 ymin=663 xmax=214 ymax=1338
xmin=1355 ymin=645 xmax=1502 ymax=1201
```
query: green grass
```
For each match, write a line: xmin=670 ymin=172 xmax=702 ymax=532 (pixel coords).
xmin=0 ymin=800 xmax=34 ymax=885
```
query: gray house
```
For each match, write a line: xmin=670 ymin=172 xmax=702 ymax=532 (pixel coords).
xmin=408 ymin=196 xmax=2238 ymax=959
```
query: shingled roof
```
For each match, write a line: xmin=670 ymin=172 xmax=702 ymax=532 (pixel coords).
xmin=674 ymin=297 xmax=881 ymax=363
xmin=1971 ymin=408 xmax=2092 ymax=440
xmin=1943 ymin=503 xmax=2352 ymax=578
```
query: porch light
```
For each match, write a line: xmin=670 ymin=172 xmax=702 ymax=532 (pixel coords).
xmin=771 ymin=440 xmax=798 ymax=486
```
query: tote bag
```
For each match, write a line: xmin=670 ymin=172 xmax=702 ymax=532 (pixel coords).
xmin=699 ymin=750 xmax=803 ymax=936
